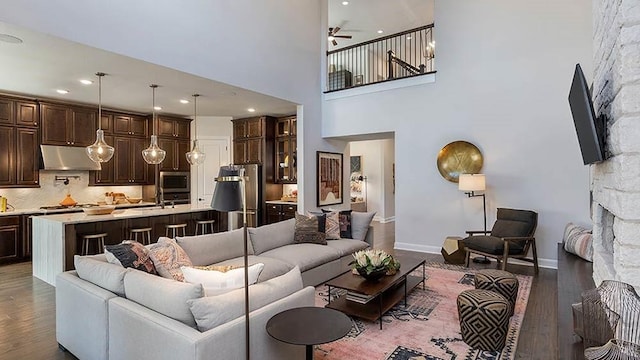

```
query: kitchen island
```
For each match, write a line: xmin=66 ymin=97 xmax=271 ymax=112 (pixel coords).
xmin=32 ymin=204 xmax=226 ymax=285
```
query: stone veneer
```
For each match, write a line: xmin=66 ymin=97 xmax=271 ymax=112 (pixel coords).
xmin=591 ymin=0 xmax=640 ymax=288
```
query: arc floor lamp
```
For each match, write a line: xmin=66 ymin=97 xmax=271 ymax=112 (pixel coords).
xmin=210 ymin=165 xmax=250 ymax=360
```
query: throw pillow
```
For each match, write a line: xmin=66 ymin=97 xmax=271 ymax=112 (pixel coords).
xmin=350 ymin=211 xmax=376 ymax=241
xmin=148 ymin=237 xmax=193 ymax=281
xmin=323 ymin=209 xmax=353 ymax=238
xmin=104 ymin=240 xmax=157 ymax=274
xmin=181 ymin=263 xmax=264 ymax=296
xmin=563 ymin=223 xmax=593 ymax=262
xmin=294 ymin=213 xmax=327 ymax=245
xmin=322 ymin=211 xmax=341 ymax=240
xmin=193 ymin=265 xmax=238 ymax=272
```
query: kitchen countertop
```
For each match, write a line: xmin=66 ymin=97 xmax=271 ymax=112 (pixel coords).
xmin=0 ymin=201 xmax=158 ymax=217
xmin=266 ymin=200 xmax=298 ymax=205
xmin=33 ymin=203 xmax=214 ymax=224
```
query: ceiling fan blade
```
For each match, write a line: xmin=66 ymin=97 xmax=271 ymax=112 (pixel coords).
xmin=332 ymin=39 xmax=338 ymax=46
xmin=333 ymin=26 xmax=341 ymax=34
xmin=335 ymin=35 xmax=352 ymax=39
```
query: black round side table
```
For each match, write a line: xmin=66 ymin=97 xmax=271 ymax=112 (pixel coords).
xmin=266 ymin=306 xmax=352 ymax=360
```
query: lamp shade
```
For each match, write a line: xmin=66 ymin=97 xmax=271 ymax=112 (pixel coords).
xmin=458 ymin=174 xmax=486 ymax=191
xmin=210 ymin=166 xmax=243 ymax=211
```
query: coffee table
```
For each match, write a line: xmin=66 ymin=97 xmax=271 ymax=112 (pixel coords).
xmin=266 ymin=307 xmax=351 ymax=360
xmin=325 ymin=255 xmax=425 ymax=329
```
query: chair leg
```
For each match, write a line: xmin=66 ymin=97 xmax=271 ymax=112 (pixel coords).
xmin=465 ymin=250 xmax=471 ymax=268
xmin=501 ymin=241 xmax=509 ymax=271
xmin=531 ymin=240 xmax=539 ymax=275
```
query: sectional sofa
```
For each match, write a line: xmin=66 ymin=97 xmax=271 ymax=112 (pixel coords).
xmin=56 ymin=217 xmax=373 ymax=360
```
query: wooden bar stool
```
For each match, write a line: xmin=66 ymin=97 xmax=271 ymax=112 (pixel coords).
xmin=195 ymin=219 xmax=216 ymax=235
xmin=165 ymin=223 xmax=187 ymax=238
xmin=81 ymin=233 xmax=107 ymax=255
xmin=129 ymin=227 xmax=153 ymax=245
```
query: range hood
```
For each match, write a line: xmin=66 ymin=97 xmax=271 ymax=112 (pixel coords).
xmin=40 ymin=145 xmax=102 ymax=171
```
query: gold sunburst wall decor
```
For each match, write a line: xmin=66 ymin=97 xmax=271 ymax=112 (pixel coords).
xmin=436 ymin=141 xmax=483 ymax=182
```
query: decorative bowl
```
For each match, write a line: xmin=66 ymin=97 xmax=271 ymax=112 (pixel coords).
xmin=82 ymin=206 xmax=116 ymax=215
xmin=126 ymin=198 xmax=143 ymax=204
xmin=357 ymin=267 xmax=387 ymax=282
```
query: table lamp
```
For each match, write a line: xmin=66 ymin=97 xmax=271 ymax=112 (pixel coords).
xmin=210 ymin=165 xmax=250 ymax=360
xmin=459 ymin=173 xmax=489 ymax=264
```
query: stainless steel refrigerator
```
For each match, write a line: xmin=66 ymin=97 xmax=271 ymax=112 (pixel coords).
xmin=233 ymin=164 xmax=261 ymax=228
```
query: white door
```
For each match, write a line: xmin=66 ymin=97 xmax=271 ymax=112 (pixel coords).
xmin=195 ymin=138 xmax=230 ymax=206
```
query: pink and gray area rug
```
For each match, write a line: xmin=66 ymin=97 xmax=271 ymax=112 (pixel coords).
xmin=313 ymin=263 xmax=532 ymax=360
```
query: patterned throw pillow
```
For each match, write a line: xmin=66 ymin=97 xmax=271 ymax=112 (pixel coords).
xmin=294 ymin=213 xmax=327 ymax=245
xmin=323 ymin=211 xmax=341 ymax=240
xmin=193 ymin=265 xmax=238 ymax=272
xmin=149 ymin=237 xmax=193 ymax=281
xmin=323 ymin=209 xmax=352 ymax=238
xmin=104 ymin=240 xmax=157 ymax=274
xmin=563 ymin=223 xmax=593 ymax=262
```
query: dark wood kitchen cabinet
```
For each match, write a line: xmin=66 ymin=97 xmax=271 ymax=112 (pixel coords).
xmin=15 ymin=101 xmax=39 ymax=128
xmin=157 ymin=116 xmax=190 ymax=139
xmin=0 ymin=216 xmax=21 ymax=263
xmin=158 ymin=138 xmax=191 ymax=171
xmin=275 ymin=115 xmax=297 ymax=183
xmin=0 ymin=96 xmax=40 ymax=188
xmin=265 ymin=203 xmax=297 ymax=224
xmin=0 ymin=126 xmax=15 ymax=186
xmin=114 ymin=114 xmax=148 ymax=137
xmin=16 ymin=128 xmax=39 ymax=186
xmin=113 ymin=137 xmax=149 ymax=184
xmin=40 ymin=103 xmax=96 ymax=147
xmin=232 ymin=116 xmax=275 ymax=166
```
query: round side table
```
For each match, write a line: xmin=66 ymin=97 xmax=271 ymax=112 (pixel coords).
xmin=266 ymin=307 xmax=351 ymax=360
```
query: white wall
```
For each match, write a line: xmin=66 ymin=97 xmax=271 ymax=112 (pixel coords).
xmin=350 ymin=139 xmax=395 ymax=221
xmin=323 ymin=0 xmax=593 ymax=266
xmin=194 ymin=116 xmax=233 ymax=140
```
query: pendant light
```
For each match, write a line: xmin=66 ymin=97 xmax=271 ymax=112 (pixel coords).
xmin=86 ymin=72 xmax=115 ymax=163
xmin=185 ymin=94 xmax=206 ymax=165
xmin=142 ymin=84 xmax=166 ymax=164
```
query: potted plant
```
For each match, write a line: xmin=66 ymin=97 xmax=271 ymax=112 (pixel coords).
xmin=350 ymin=249 xmax=400 ymax=281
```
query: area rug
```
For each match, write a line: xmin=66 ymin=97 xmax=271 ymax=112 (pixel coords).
xmin=313 ymin=262 xmax=532 ymax=360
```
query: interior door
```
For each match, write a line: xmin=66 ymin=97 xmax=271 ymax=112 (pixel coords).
xmin=196 ymin=138 xmax=230 ymax=207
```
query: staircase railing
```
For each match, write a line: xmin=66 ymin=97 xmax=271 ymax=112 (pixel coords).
xmin=326 ymin=24 xmax=435 ymax=92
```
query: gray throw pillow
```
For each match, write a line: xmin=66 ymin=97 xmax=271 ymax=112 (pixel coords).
xmin=176 ymin=229 xmax=252 ymax=266
xmin=74 ymin=254 xmax=129 ymax=296
xmin=350 ymin=211 xmax=376 ymax=241
xmin=248 ymin=218 xmax=296 ymax=255
xmin=294 ymin=213 xmax=327 ymax=245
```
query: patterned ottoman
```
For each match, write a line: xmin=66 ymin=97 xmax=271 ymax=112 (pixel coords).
xmin=474 ymin=269 xmax=519 ymax=316
xmin=457 ymin=289 xmax=510 ymax=351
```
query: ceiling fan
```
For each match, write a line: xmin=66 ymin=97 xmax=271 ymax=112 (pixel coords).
xmin=328 ymin=27 xmax=352 ymax=46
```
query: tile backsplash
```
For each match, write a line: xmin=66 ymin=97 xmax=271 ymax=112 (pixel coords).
xmin=0 ymin=171 xmax=143 ymax=210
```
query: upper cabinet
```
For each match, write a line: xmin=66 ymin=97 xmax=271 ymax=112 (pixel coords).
xmin=0 ymin=96 xmax=40 ymax=188
xmin=113 ymin=114 xmax=148 ymax=137
xmin=275 ymin=116 xmax=297 ymax=183
xmin=40 ymin=103 xmax=96 ymax=147
xmin=156 ymin=115 xmax=191 ymax=172
xmin=232 ymin=116 xmax=276 ymax=165
xmin=157 ymin=116 xmax=190 ymax=139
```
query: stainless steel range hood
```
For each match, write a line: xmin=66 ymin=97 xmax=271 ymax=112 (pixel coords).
xmin=40 ymin=145 xmax=102 ymax=171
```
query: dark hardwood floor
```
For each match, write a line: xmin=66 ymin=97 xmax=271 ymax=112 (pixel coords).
xmin=0 ymin=221 xmax=560 ymax=360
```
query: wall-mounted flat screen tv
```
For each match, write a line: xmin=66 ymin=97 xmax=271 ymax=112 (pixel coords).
xmin=568 ymin=63 xmax=605 ymax=165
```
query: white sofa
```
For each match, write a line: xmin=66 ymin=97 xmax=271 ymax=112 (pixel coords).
xmin=56 ymin=217 xmax=372 ymax=360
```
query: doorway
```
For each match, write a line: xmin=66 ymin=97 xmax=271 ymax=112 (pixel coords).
xmin=193 ymin=137 xmax=230 ymax=207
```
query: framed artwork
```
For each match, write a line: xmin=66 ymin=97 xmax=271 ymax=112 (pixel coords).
xmin=350 ymin=156 xmax=362 ymax=174
xmin=317 ymin=151 xmax=343 ymax=207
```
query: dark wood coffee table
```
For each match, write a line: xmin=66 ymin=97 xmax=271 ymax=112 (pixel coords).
xmin=325 ymin=255 xmax=425 ymax=329
xmin=266 ymin=307 xmax=351 ymax=360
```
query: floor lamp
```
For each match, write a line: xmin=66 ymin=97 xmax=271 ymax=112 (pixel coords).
xmin=210 ymin=165 xmax=250 ymax=360
xmin=458 ymin=173 xmax=490 ymax=264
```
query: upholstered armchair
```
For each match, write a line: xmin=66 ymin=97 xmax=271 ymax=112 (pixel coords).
xmin=462 ymin=208 xmax=539 ymax=274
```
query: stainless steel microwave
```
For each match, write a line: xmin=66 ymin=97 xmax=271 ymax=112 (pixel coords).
xmin=159 ymin=171 xmax=190 ymax=193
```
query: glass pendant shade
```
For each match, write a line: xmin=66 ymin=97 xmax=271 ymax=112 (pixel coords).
xmin=86 ymin=129 xmax=115 ymax=162
xmin=186 ymin=139 xmax=206 ymax=165
xmin=142 ymin=135 xmax=166 ymax=164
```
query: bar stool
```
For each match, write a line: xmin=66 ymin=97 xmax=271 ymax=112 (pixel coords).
xmin=129 ymin=227 xmax=153 ymax=245
xmin=81 ymin=233 xmax=108 ymax=255
xmin=165 ymin=223 xmax=187 ymax=238
xmin=195 ymin=219 xmax=216 ymax=235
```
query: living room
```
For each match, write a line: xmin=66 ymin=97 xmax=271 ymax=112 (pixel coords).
xmin=0 ymin=0 xmax=631 ymax=359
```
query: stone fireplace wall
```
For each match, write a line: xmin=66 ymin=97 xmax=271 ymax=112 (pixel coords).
xmin=591 ymin=0 xmax=640 ymax=288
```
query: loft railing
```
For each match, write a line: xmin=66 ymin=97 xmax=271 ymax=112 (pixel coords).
xmin=325 ymin=24 xmax=435 ymax=92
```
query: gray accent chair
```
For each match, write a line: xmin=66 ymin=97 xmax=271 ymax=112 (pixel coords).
xmin=462 ymin=208 xmax=539 ymax=274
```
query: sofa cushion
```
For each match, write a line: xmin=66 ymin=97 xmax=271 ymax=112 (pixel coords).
xmin=463 ymin=235 xmax=525 ymax=255
xmin=181 ymin=263 xmax=264 ymax=296
xmin=350 ymin=211 xmax=376 ymax=241
xmin=176 ymin=228 xmax=254 ymax=266
xmin=213 ymin=255 xmax=294 ymax=282
xmin=148 ymin=237 xmax=193 ymax=282
xmin=123 ymin=269 xmax=203 ymax=328
xmin=248 ymin=218 xmax=296 ymax=255
xmin=74 ymin=254 xmax=128 ymax=296
xmin=188 ymin=266 xmax=303 ymax=332
xmin=325 ymin=239 xmax=369 ymax=257
xmin=104 ymin=240 xmax=156 ymax=274
xmin=294 ymin=213 xmax=327 ymax=245
xmin=261 ymin=244 xmax=341 ymax=272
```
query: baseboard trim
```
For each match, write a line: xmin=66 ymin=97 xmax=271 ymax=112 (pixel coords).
xmin=393 ymin=241 xmax=558 ymax=270
xmin=374 ymin=216 xmax=395 ymax=224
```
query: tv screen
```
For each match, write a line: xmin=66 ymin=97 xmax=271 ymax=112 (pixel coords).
xmin=568 ymin=64 xmax=604 ymax=165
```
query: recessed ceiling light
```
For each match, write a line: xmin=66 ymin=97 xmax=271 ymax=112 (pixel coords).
xmin=0 ymin=34 xmax=23 ymax=44
xmin=56 ymin=89 xmax=69 ymax=94
xmin=180 ymin=99 xmax=189 ymax=104
xmin=342 ymin=1 xmax=349 ymax=5
xmin=247 ymin=108 xmax=256 ymax=113
xmin=377 ymin=30 xmax=384 ymax=34
xmin=79 ymin=79 xmax=93 ymax=85
xmin=154 ymin=106 xmax=162 ymax=110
